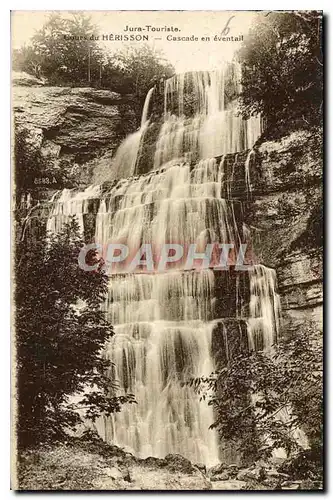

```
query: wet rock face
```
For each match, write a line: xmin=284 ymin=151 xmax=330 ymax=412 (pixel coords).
xmin=247 ymin=130 xmax=322 ymax=264
xmin=245 ymin=128 xmax=323 ymax=333
xmin=13 ymin=78 xmax=137 ymax=183
xmin=277 ymin=249 xmax=322 ymax=317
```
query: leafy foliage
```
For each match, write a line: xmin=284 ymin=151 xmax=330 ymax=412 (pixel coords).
xmin=191 ymin=324 xmax=323 ymax=476
xmin=14 ymin=126 xmax=81 ymax=203
xmin=15 ymin=217 xmax=135 ymax=448
xmin=14 ymin=126 xmax=49 ymax=196
xmin=13 ymin=13 xmax=174 ymax=126
xmin=13 ymin=12 xmax=103 ymax=85
xmin=238 ymin=11 xmax=323 ymax=129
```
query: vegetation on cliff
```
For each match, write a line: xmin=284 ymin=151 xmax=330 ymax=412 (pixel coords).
xmin=12 ymin=12 xmax=174 ymax=125
xmin=14 ymin=126 xmax=76 ymax=199
xmin=190 ymin=12 xmax=324 ymax=487
xmin=192 ymin=324 xmax=323 ymax=486
xmin=15 ymin=217 xmax=135 ymax=449
xmin=238 ymin=11 xmax=322 ymax=130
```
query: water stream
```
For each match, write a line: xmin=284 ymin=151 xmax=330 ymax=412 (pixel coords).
xmin=47 ymin=66 xmax=281 ymax=465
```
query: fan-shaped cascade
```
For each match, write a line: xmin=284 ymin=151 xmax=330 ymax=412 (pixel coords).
xmin=156 ymin=68 xmax=262 ymax=166
xmin=46 ymin=66 xmax=281 ymax=466
xmin=247 ymin=265 xmax=281 ymax=352
xmin=99 ymin=65 xmax=263 ymax=182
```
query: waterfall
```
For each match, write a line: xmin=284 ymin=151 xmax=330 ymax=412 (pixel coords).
xmin=94 ymin=160 xmax=241 ymax=273
xmin=46 ymin=185 xmax=101 ymax=235
xmin=155 ymin=67 xmax=262 ymax=167
xmin=247 ymin=265 xmax=281 ymax=351
xmin=95 ymin=270 xmax=218 ymax=465
xmin=46 ymin=66 xmax=281 ymax=466
xmin=141 ymin=87 xmax=155 ymax=127
xmin=106 ymin=86 xmax=155 ymax=181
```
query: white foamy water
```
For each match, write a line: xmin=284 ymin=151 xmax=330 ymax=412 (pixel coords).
xmin=46 ymin=66 xmax=282 ymax=465
xmin=154 ymin=67 xmax=262 ymax=168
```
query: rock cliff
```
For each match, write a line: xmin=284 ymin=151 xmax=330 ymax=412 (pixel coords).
xmin=13 ymin=78 xmax=323 ymax=490
xmin=14 ymin=77 xmax=322 ymax=337
xmin=247 ymin=129 xmax=323 ymax=334
xmin=13 ymin=72 xmax=137 ymax=187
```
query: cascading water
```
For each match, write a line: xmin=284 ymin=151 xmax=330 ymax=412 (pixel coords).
xmin=107 ymin=87 xmax=155 ymax=181
xmin=155 ymin=68 xmax=263 ymax=168
xmin=247 ymin=265 xmax=281 ymax=351
xmin=46 ymin=65 xmax=281 ymax=465
xmin=96 ymin=271 xmax=218 ymax=464
xmin=46 ymin=185 xmax=101 ymax=235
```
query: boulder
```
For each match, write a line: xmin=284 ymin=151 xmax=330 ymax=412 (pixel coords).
xmin=12 ymin=71 xmax=46 ymax=87
xmin=208 ymin=463 xmax=227 ymax=477
xmin=104 ymin=466 xmax=123 ymax=480
xmin=211 ymin=472 xmax=230 ymax=481
xmin=194 ymin=462 xmax=207 ymax=474
xmin=266 ymin=470 xmax=290 ymax=480
xmin=281 ymin=481 xmax=302 ymax=490
xmin=237 ymin=466 xmax=266 ymax=482
xmin=164 ymin=454 xmax=195 ymax=474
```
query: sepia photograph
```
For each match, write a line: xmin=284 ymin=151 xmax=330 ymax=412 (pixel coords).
xmin=11 ymin=10 xmax=323 ymax=491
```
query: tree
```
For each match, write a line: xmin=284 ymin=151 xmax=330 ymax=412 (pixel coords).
xmin=14 ymin=126 xmax=49 ymax=199
xmin=13 ymin=15 xmax=174 ymax=122
xmin=237 ymin=11 xmax=323 ymax=129
xmin=15 ymin=217 xmax=135 ymax=448
xmin=12 ymin=45 xmax=43 ymax=79
xmin=192 ymin=324 xmax=323 ymax=480
xmin=15 ymin=12 xmax=103 ymax=85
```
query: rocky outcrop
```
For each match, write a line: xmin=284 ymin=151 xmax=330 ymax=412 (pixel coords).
xmin=16 ymin=441 xmax=212 ymax=491
xmin=13 ymin=75 xmax=137 ymax=186
xmin=208 ymin=460 xmax=321 ymax=490
xmin=12 ymin=70 xmax=46 ymax=87
xmin=246 ymin=128 xmax=323 ymax=333
xmin=17 ymin=439 xmax=321 ymax=491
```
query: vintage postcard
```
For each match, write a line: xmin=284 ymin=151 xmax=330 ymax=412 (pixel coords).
xmin=11 ymin=10 xmax=323 ymax=491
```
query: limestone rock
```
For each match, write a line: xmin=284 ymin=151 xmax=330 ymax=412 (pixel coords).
xmin=12 ymin=82 xmax=137 ymax=185
xmin=164 ymin=453 xmax=196 ymax=474
xmin=208 ymin=463 xmax=226 ymax=477
xmin=104 ymin=466 xmax=123 ymax=480
xmin=12 ymin=71 xmax=46 ymax=87
xmin=194 ymin=462 xmax=207 ymax=474
xmin=237 ymin=467 xmax=264 ymax=481
xmin=265 ymin=470 xmax=290 ymax=481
